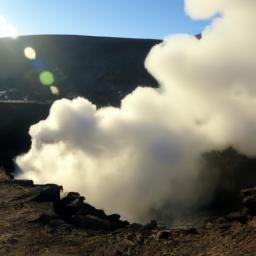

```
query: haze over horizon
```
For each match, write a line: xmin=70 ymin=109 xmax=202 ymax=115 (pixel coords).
xmin=0 ymin=0 xmax=211 ymax=39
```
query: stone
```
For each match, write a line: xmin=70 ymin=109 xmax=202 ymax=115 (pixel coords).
xmin=0 ymin=167 xmax=13 ymax=180
xmin=34 ymin=184 xmax=62 ymax=203
xmin=143 ymin=220 xmax=158 ymax=230
xmin=241 ymin=187 xmax=256 ymax=215
xmin=225 ymin=212 xmax=248 ymax=224
xmin=155 ymin=230 xmax=172 ymax=240
xmin=107 ymin=214 xmax=121 ymax=222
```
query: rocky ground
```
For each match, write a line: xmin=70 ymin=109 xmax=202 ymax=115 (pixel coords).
xmin=0 ymin=168 xmax=256 ymax=255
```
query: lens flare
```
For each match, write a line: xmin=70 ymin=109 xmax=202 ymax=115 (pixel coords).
xmin=39 ymin=71 xmax=55 ymax=86
xmin=24 ymin=47 xmax=36 ymax=60
xmin=50 ymin=85 xmax=60 ymax=96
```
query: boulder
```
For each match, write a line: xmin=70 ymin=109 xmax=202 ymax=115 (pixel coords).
xmin=241 ymin=187 xmax=256 ymax=215
xmin=225 ymin=211 xmax=248 ymax=224
xmin=155 ymin=230 xmax=172 ymax=240
xmin=34 ymin=184 xmax=62 ymax=203
xmin=143 ymin=220 xmax=158 ymax=230
xmin=107 ymin=214 xmax=121 ymax=222
xmin=56 ymin=191 xmax=129 ymax=230
xmin=0 ymin=167 xmax=13 ymax=180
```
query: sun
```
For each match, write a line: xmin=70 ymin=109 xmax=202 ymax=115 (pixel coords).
xmin=0 ymin=15 xmax=18 ymax=39
xmin=2 ymin=24 xmax=18 ymax=38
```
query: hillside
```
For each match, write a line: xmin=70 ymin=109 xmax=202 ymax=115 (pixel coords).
xmin=0 ymin=35 xmax=159 ymax=106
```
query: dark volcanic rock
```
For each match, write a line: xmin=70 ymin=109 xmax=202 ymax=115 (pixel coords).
xmin=71 ymin=214 xmax=113 ymax=230
xmin=143 ymin=220 xmax=158 ymax=230
xmin=242 ymin=187 xmax=256 ymax=215
xmin=0 ymin=102 xmax=50 ymax=170
xmin=56 ymin=192 xmax=129 ymax=230
xmin=200 ymin=147 xmax=256 ymax=213
xmin=33 ymin=184 xmax=62 ymax=203
xmin=0 ymin=167 xmax=13 ymax=180
xmin=0 ymin=168 xmax=127 ymax=232
xmin=155 ymin=230 xmax=172 ymax=240
xmin=225 ymin=211 xmax=248 ymax=224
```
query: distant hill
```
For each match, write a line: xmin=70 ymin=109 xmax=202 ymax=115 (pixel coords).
xmin=0 ymin=35 xmax=159 ymax=106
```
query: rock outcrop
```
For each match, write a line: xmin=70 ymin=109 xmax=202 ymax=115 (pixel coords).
xmin=242 ymin=187 xmax=256 ymax=214
xmin=56 ymin=192 xmax=129 ymax=230
xmin=0 ymin=167 xmax=128 ymax=231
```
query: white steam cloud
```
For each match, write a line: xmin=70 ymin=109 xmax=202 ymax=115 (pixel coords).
xmin=17 ymin=0 xmax=256 ymax=222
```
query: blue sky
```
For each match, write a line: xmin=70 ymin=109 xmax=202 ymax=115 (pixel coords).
xmin=0 ymin=0 xmax=211 ymax=39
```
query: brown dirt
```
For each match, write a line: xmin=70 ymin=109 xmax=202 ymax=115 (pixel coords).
xmin=0 ymin=168 xmax=256 ymax=256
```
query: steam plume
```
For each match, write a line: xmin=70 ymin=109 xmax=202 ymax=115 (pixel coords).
xmin=16 ymin=0 xmax=256 ymax=222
